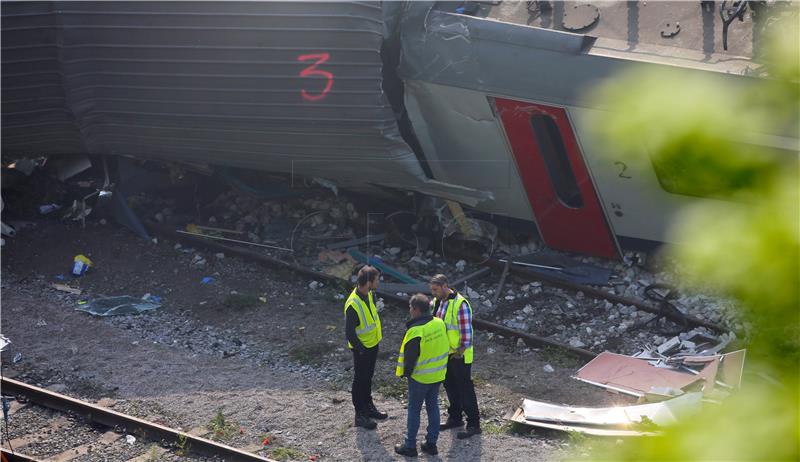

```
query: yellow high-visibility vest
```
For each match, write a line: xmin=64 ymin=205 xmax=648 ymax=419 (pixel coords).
xmin=434 ymin=293 xmax=474 ymax=364
xmin=344 ymin=288 xmax=382 ymax=349
xmin=395 ymin=317 xmax=449 ymax=384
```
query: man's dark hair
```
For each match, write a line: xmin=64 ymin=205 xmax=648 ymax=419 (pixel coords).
xmin=409 ymin=293 xmax=430 ymax=313
xmin=429 ymin=274 xmax=449 ymax=286
xmin=357 ymin=265 xmax=380 ymax=286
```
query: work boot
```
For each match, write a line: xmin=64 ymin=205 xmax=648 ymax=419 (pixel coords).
xmin=366 ymin=402 xmax=388 ymax=420
xmin=420 ymin=441 xmax=438 ymax=455
xmin=439 ymin=417 xmax=464 ymax=430
xmin=456 ymin=426 xmax=482 ymax=439
xmin=354 ymin=413 xmax=377 ymax=430
xmin=394 ymin=444 xmax=418 ymax=457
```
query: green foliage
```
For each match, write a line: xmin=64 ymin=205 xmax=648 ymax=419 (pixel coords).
xmin=586 ymin=11 xmax=798 ymax=462
xmin=270 ymin=446 xmax=306 ymax=461
xmin=175 ymin=434 xmax=189 ymax=457
xmin=144 ymin=444 xmax=161 ymax=461
xmin=207 ymin=409 xmax=240 ymax=441
xmin=483 ymin=421 xmax=516 ymax=435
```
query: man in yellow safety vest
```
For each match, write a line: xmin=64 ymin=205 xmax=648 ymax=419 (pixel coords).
xmin=394 ymin=293 xmax=449 ymax=457
xmin=344 ymin=265 xmax=386 ymax=430
xmin=430 ymin=273 xmax=481 ymax=439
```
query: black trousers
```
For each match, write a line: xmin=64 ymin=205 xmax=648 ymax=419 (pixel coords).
xmin=443 ymin=356 xmax=480 ymax=428
xmin=351 ymin=345 xmax=379 ymax=414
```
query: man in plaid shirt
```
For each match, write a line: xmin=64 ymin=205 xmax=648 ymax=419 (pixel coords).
xmin=429 ymin=274 xmax=481 ymax=439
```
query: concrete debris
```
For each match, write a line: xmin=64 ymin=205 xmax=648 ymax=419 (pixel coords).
xmin=192 ymin=254 xmax=207 ymax=267
xmin=409 ymin=256 xmax=429 ymax=266
xmin=569 ymin=338 xmax=586 ymax=349
xmin=134 ymin=183 xmax=741 ymax=360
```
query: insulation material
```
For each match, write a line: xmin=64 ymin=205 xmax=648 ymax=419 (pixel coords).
xmin=574 ymin=351 xmax=703 ymax=397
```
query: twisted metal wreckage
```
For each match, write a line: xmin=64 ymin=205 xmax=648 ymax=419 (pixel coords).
xmin=2 ymin=1 xmax=798 ymax=256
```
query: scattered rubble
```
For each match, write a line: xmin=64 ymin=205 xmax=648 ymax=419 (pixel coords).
xmin=123 ymin=181 xmax=747 ymax=357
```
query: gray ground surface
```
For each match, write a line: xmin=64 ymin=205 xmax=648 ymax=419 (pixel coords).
xmin=1 ymin=219 xmax=637 ymax=461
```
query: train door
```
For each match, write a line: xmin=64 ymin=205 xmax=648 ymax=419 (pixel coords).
xmin=492 ymin=97 xmax=621 ymax=259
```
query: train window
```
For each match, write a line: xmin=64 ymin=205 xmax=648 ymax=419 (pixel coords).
xmin=529 ymin=114 xmax=583 ymax=208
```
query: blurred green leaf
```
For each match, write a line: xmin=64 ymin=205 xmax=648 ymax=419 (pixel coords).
xmin=585 ymin=9 xmax=799 ymax=462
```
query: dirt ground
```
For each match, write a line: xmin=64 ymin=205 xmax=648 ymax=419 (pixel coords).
xmin=1 ymin=218 xmax=635 ymax=461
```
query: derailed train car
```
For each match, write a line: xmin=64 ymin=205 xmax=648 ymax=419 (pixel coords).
xmin=2 ymin=1 xmax=798 ymax=258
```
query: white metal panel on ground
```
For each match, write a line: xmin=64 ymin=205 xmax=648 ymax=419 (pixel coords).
xmin=522 ymin=392 xmax=702 ymax=427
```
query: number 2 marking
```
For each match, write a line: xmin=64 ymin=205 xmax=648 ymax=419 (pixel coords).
xmin=614 ymin=161 xmax=632 ymax=179
xmin=298 ymin=53 xmax=333 ymax=101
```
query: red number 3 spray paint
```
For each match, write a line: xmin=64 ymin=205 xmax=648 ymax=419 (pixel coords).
xmin=298 ymin=53 xmax=333 ymax=101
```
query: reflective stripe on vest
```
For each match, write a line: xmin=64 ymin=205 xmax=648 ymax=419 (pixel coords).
xmin=395 ymin=317 xmax=449 ymax=384
xmin=344 ymin=288 xmax=382 ymax=349
xmin=435 ymin=293 xmax=474 ymax=364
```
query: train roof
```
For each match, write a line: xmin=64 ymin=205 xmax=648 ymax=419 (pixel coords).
xmin=433 ymin=1 xmax=797 ymax=74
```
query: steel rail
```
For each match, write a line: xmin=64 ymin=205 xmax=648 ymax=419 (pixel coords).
xmin=1 ymin=448 xmax=40 ymax=462
xmin=0 ymin=378 xmax=275 ymax=462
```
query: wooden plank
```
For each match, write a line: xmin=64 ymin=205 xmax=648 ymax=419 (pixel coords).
xmin=7 ymin=416 xmax=71 ymax=450
xmin=42 ymin=432 xmax=121 ymax=462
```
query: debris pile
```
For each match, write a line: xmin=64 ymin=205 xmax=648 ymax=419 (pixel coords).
xmin=6 ymin=160 xmax=746 ymax=359
xmin=509 ymin=333 xmax=747 ymax=436
xmin=147 ymin=184 xmax=746 ymax=357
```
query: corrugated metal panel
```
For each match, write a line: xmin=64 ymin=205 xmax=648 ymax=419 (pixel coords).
xmin=1 ymin=1 xmax=489 ymax=203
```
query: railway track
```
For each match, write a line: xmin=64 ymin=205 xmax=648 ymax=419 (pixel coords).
xmin=0 ymin=378 xmax=275 ymax=462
